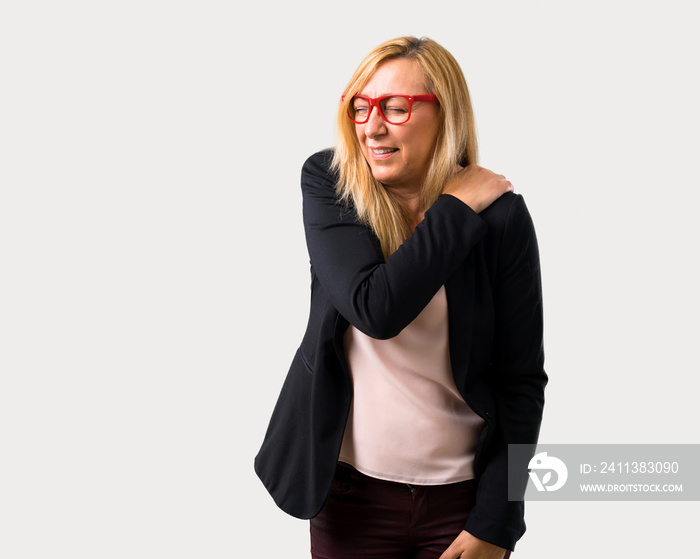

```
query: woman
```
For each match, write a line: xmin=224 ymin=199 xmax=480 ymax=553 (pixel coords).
xmin=255 ymin=36 xmax=546 ymax=559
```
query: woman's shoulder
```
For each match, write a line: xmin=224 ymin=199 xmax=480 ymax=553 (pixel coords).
xmin=300 ymin=149 xmax=340 ymax=198
xmin=480 ymin=191 xmax=536 ymax=237
xmin=478 ymin=192 xmax=539 ymax=272
xmin=300 ymin=149 xmax=359 ymax=222
xmin=302 ymin=148 xmax=336 ymax=178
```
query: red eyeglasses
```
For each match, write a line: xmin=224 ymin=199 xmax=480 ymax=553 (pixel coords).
xmin=342 ymin=94 xmax=440 ymax=125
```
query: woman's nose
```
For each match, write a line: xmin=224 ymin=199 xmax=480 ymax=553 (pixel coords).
xmin=364 ymin=107 xmax=387 ymax=138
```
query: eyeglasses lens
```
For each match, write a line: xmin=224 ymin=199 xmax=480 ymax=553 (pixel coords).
xmin=349 ymin=96 xmax=411 ymax=125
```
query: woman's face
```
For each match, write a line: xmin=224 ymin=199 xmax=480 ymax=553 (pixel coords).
xmin=355 ymin=58 xmax=441 ymax=194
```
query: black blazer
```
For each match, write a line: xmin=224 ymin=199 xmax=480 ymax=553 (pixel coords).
xmin=255 ymin=149 xmax=547 ymax=551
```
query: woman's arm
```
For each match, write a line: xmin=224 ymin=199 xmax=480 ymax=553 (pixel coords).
xmin=463 ymin=194 xmax=547 ymax=551
xmin=302 ymin=150 xmax=506 ymax=339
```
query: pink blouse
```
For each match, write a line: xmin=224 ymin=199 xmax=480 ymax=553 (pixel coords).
xmin=338 ymin=285 xmax=486 ymax=485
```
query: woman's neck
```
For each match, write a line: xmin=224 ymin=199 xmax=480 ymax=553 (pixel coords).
xmin=385 ymin=185 xmax=424 ymax=232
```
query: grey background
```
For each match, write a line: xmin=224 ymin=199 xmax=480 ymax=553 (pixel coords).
xmin=509 ymin=445 xmax=700 ymax=501
xmin=1 ymin=1 xmax=699 ymax=557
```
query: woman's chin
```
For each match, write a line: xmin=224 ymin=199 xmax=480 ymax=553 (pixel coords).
xmin=370 ymin=169 xmax=399 ymax=186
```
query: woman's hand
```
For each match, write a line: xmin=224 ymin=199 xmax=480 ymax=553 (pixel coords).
xmin=439 ymin=530 xmax=508 ymax=559
xmin=442 ymin=164 xmax=513 ymax=214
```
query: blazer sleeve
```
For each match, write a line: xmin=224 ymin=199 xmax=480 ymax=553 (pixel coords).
xmin=464 ymin=194 xmax=547 ymax=550
xmin=302 ymin=150 xmax=488 ymax=339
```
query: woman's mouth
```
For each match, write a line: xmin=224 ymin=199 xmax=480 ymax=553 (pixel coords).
xmin=370 ymin=147 xmax=398 ymax=159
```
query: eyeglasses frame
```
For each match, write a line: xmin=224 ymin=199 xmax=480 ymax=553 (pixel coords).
xmin=341 ymin=94 xmax=440 ymax=125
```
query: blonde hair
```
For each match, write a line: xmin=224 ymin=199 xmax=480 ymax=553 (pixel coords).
xmin=332 ymin=36 xmax=479 ymax=257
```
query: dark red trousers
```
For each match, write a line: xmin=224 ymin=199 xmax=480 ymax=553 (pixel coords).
xmin=310 ymin=463 xmax=511 ymax=559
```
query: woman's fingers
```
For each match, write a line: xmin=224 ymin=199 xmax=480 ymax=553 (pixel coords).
xmin=442 ymin=165 xmax=513 ymax=213
xmin=438 ymin=530 xmax=508 ymax=559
